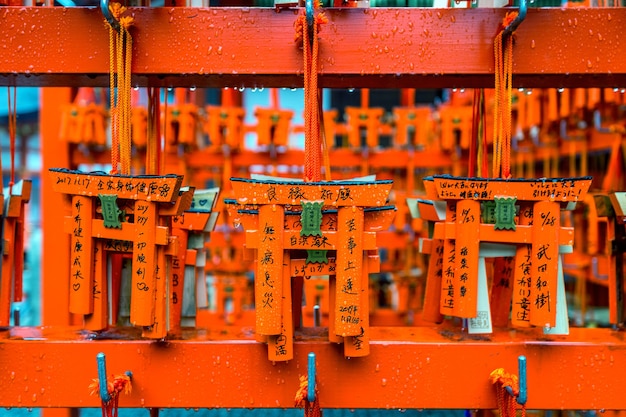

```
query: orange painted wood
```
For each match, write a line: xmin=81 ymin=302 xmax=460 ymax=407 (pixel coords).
xmin=433 ymin=222 xmax=575 ymax=246
xmin=530 ymin=200 xmax=561 ymax=328
xmin=169 ymin=228 xmax=188 ymax=334
xmin=510 ymin=205 xmax=533 ymax=328
xmin=335 ymin=206 xmax=365 ymax=337
xmin=490 ymin=256 xmax=515 ymax=328
xmin=85 ymin=240 xmax=108 ymax=331
xmin=48 ymin=169 xmax=184 ymax=203
xmin=256 ymin=204 xmax=285 ymax=335
xmin=41 ymin=88 xmax=73 ymax=328
xmin=440 ymin=202 xmax=457 ymax=315
xmin=268 ymin=251 xmax=293 ymax=361
xmin=422 ymin=238 xmax=444 ymax=323
xmin=4 ymin=8 xmax=626 ymax=88
xmin=4 ymin=328 xmax=626 ymax=409
xmin=344 ymin=252 xmax=371 ymax=358
xmin=0 ymin=213 xmax=15 ymax=326
xmin=231 ymin=179 xmax=393 ymax=207
xmin=453 ymin=199 xmax=480 ymax=319
xmin=68 ymin=196 xmax=94 ymax=315
xmin=431 ymin=176 xmax=592 ymax=202
xmin=131 ymin=201 xmax=158 ymax=327
xmin=143 ymin=246 xmax=168 ymax=339
xmin=246 ymin=229 xmax=377 ymax=250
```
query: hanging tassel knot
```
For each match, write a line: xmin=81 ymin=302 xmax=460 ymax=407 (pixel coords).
xmin=490 ymin=368 xmax=525 ymax=417
xmin=295 ymin=375 xmax=322 ymax=417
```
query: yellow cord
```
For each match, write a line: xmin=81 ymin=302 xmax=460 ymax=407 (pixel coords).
xmin=108 ymin=4 xmax=134 ymax=175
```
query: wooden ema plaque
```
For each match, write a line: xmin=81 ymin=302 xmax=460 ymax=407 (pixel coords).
xmin=229 ymin=177 xmax=394 ymax=360
xmin=49 ymin=168 xmax=193 ymax=338
xmin=417 ymin=175 xmax=592 ymax=332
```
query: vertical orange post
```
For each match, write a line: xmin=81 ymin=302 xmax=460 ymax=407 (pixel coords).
xmin=0 ymin=211 xmax=13 ymax=326
xmin=511 ymin=204 xmax=533 ymax=327
xmin=268 ymin=251 xmax=293 ymax=361
xmin=328 ymin=274 xmax=342 ymax=343
xmin=440 ymin=203 xmax=457 ymax=315
xmin=530 ymin=200 xmax=560 ymax=328
xmin=131 ymin=201 xmax=158 ymax=326
xmin=490 ymin=256 xmax=515 ymax=328
xmin=85 ymin=241 xmax=108 ymax=331
xmin=256 ymin=204 xmax=284 ymax=336
xmin=335 ymin=206 xmax=364 ymax=337
xmin=454 ymin=199 xmax=480 ymax=318
xmin=344 ymin=251 xmax=370 ymax=357
xmin=69 ymin=196 xmax=94 ymax=316
xmin=143 ymin=246 xmax=168 ymax=339
xmin=169 ymin=227 xmax=188 ymax=334
xmin=422 ymin=238 xmax=444 ymax=323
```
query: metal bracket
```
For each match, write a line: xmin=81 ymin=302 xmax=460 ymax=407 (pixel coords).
xmin=97 ymin=352 xmax=132 ymax=403
xmin=504 ymin=355 xmax=527 ymax=405
xmin=502 ymin=0 xmax=527 ymax=38
xmin=305 ymin=0 xmax=315 ymax=47
xmin=307 ymin=352 xmax=316 ymax=402
xmin=101 ymin=0 xmax=121 ymax=33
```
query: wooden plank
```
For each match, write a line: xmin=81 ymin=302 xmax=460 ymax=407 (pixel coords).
xmin=530 ymin=201 xmax=561 ymax=329
xmin=4 ymin=8 xmax=626 ymax=88
xmin=130 ymin=201 xmax=158 ymax=327
xmin=431 ymin=175 xmax=592 ymax=202
xmin=335 ymin=207 xmax=365 ymax=337
xmin=49 ymin=169 xmax=183 ymax=203
xmin=453 ymin=199 xmax=480 ymax=319
xmin=246 ymin=229 xmax=378 ymax=250
xmin=85 ymin=240 xmax=108 ymax=331
xmin=68 ymin=196 xmax=94 ymax=315
xmin=231 ymin=178 xmax=393 ymax=207
xmin=255 ymin=205 xmax=284 ymax=336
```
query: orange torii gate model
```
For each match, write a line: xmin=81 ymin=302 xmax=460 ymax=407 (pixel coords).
xmin=228 ymin=176 xmax=395 ymax=361
xmin=412 ymin=175 xmax=592 ymax=334
xmin=48 ymin=168 xmax=193 ymax=338
xmin=170 ymin=188 xmax=220 ymax=333
xmin=0 ymin=179 xmax=31 ymax=326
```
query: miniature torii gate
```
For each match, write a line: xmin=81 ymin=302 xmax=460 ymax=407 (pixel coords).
xmin=49 ymin=168 xmax=191 ymax=338
xmin=412 ymin=175 xmax=592 ymax=334
xmin=229 ymin=177 xmax=394 ymax=360
xmin=0 ymin=179 xmax=31 ymax=326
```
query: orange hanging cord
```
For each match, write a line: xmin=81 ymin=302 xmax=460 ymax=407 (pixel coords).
xmin=107 ymin=3 xmax=134 ymax=175
xmin=490 ymin=368 xmax=526 ymax=417
xmin=295 ymin=375 xmax=322 ymax=417
xmin=492 ymin=12 xmax=517 ymax=179
xmin=295 ymin=1 xmax=328 ymax=182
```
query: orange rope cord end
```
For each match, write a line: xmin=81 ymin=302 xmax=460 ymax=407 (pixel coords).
xmin=89 ymin=373 xmax=132 ymax=417
xmin=490 ymin=368 xmax=526 ymax=417
xmin=295 ymin=375 xmax=322 ymax=417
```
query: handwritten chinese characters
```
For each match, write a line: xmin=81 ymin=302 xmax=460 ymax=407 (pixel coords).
xmin=231 ymin=178 xmax=393 ymax=207
xmin=431 ymin=175 xmax=592 ymax=202
xmin=69 ymin=196 xmax=94 ymax=315
xmin=256 ymin=204 xmax=284 ymax=335
xmin=49 ymin=168 xmax=183 ymax=203
xmin=231 ymin=177 xmax=394 ymax=359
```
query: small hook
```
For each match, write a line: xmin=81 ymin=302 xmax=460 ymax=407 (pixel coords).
xmin=517 ymin=355 xmax=527 ymax=405
xmin=504 ymin=355 xmax=527 ymax=405
xmin=307 ymin=352 xmax=316 ymax=402
xmin=96 ymin=352 xmax=112 ymax=403
xmin=305 ymin=0 xmax=315 ymax=47
xmin=97 ymin=352 xmax=133 ymax=404
xmin=101 ymin=0 xmax=121 ymax=33
xmin=502 ymin=0 xmax=527 ymax=38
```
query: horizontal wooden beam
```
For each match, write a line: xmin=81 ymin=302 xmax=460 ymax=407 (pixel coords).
xmin=1 ymin=7 xmax=625 ymax=88
xmin=2 ymin=326 xmax=626 ymax=409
